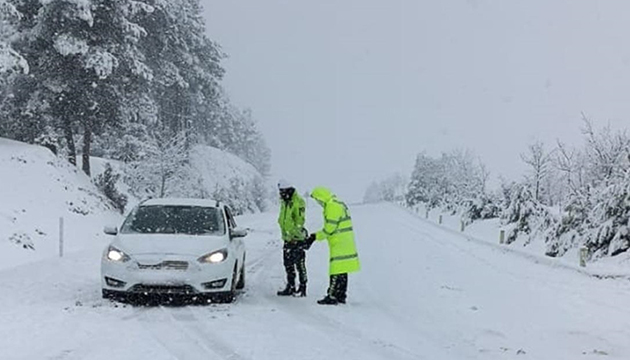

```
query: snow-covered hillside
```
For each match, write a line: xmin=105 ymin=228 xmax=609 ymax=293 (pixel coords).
xmin=189 ymin=144 xmax=271 ymax=214
xmin=0 ymin=138 xmax=273 ymax=271
xmin=0 ymin=138 xmax=122 ymax=270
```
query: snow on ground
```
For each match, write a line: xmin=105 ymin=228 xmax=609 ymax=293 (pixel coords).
xmin=421 ymin=206 xmax=630 ymax=278
xmin=0 ymin=138 xmax=122 ymax=270
xmin=2 ymin=201 xmax=630 ymax=359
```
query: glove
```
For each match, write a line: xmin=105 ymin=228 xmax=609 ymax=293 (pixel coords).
xmin=303 ymin=233 xmax=316 ymax=250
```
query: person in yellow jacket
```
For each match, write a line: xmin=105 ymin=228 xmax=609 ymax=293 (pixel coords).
xmin=306 ymin=186 xmax=360 ymax=305
xmin=277 ymin=180 xmax=308 ymax=297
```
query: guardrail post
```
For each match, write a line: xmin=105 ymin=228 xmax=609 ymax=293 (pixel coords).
xmin=59 ymin=216 xmax=64 ymax=258
xmin=579 ymin=246 xmax=588 ymax=267
xmin=499 ymin=229 xmax=505 ymax=244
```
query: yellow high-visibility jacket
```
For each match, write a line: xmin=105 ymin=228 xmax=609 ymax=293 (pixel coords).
xmin=278 ymin=191 xmax=306 ymax=242
xmin=311 ymin=187 xmax=360 ymax=275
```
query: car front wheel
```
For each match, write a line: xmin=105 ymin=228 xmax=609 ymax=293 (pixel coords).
xmin=236 ymin=261 xmax=245 ymax=290
xmin=210 ymin=264 xmax=237 ymax=304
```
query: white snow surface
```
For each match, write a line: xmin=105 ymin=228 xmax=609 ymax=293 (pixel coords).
xmin=189 ymin=144 xmax=262 ymax=191
xmin=424 ymin=206 xmax=630 ymax=279
xmin=2 ymin=198 xmax=630 ymax=359
xmin=0 ymin=138 xmax=121 ymax=270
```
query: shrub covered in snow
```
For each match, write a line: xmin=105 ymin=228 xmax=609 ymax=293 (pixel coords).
xmin=546 ymin=172 xmax=630 ymax=258
xmin=461 ymin=194 xmax=500 ymax=224
xmin=500 ymin=184 xmax=556 ymax=245
xmin=94 ymin=163 xmax=128 ymax=214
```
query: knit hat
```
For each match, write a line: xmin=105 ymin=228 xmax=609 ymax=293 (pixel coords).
xmin=277 ymin=179 xmax=293 ymax=190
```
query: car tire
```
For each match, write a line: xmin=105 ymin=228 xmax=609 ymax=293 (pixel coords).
xmin=211 ymin=265 xmax=237 ymax=304
xmin=236 ymin=260 xmax=245 ymax=290
xmin=102 ymin=289 xmax=112 ymax=299
xmin=102 ymin=289 xmax=126 ymax=303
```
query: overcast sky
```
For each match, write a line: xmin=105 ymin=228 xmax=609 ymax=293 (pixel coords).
xmin=202 ymin=0 xmax=630 ymax=202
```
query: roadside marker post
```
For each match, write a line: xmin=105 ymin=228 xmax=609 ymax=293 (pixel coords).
xmin=59 ymin=217 xmax=64 ymax=258
xmin=579 ymin=246 xmax=588 ymax=267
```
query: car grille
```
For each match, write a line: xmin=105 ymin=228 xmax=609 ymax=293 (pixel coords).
xmin=130 ymin=284 xmax=197 ymax=295
xmin=137 ymin=261 xmax=189 ymax=271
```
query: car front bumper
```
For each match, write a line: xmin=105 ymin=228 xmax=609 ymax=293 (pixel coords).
xmin=101 ymin=255 xmax=235 ymax=295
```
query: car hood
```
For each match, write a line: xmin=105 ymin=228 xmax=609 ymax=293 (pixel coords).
xmin=114 ymin=233 xmax=227 ymax=257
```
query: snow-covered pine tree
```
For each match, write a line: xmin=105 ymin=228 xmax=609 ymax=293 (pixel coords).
xmin=136 ymin=0 xmax=223 ymax=139
xmin=0 ymin=0 xmax=27 ymax=92
xmin=406 ymin=152 xmax=445 ymax=208
xmin=0 ymin=0 xmax=30 ymax=140
xmin=5 ymin=0 xmax=153 ymax=174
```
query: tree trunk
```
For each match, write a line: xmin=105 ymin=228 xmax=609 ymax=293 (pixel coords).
xmin=82 ymin=120 xmax=92 ymax=177
xmin=160 ymin=173 xmax=166 ymax=198
xmin=159 ymin=157 xmax=166 ymax=198
xmin=63 ymin=117 xmax=76 ymax=166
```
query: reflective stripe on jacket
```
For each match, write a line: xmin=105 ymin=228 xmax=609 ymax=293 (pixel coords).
xmin=311 ymin=187 xmax=360 ymax=275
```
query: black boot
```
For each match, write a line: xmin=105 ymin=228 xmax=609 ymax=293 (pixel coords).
xmin=277 ymin=284 xmax=295 ymax=296
xmin=317 ymin=295 xmax=338 ymax=305
xmin=296 ymin=283 xmax=306 ymax=297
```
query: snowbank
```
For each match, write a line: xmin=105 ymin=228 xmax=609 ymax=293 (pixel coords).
xmin=0 ymin=138 xmax=122 ymax=270
xmin=407 ymin=203 xmax=630 ymax=278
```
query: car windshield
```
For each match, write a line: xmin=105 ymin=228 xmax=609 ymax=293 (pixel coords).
xmin=120 ymin=205 xmax=225 ymax=235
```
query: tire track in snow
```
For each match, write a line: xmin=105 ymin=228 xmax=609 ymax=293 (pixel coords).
xmin=253 ymin=248 xmax=427 ymax=360
xmin=131 ymin=233 xmax=279 ymax=360
xmin=135 ymin=307 xmax=217 ymax=360
xmin=164 ymin=306 xmax=249 ymax=360
xmin=135 ymin=305 xmax=249 ymax=360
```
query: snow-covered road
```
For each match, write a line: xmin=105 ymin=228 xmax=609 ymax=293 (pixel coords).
xmin=2 ymin=203 xmax=630 ymax=359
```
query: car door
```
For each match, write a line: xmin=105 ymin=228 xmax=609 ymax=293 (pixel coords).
xmin=224 ymin=206 xmax=245 ymax=269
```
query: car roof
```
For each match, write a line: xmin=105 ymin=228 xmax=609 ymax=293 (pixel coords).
xmin=140 ymin=198 xmax=222 ymax=208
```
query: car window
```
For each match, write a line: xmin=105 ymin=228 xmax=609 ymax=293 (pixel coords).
xmin=120 ymin=205 xmax=226 ymax=235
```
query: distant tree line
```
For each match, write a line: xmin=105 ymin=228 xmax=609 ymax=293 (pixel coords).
xmin=368 ymin=118 xmax=630 ymax=260
xmin=0 ymin=0 xmax=270 ymax=180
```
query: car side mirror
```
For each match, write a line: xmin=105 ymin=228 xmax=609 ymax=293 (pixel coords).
xmin=230 ymin=227 xmax=248 ymax=239
xmin=104 ymin=226 xmax=118 ymax=235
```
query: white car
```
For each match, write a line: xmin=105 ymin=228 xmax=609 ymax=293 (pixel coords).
xmin=101 ymin=198 xmax=247 ymax=304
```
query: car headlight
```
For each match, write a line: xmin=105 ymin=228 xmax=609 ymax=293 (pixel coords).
xmin=198 ymin=249 xmax=228 ymax=264
xmin=107 ymin=246 xmax=130 ymax=262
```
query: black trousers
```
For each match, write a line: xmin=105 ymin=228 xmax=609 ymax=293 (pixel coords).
xmin=283 ymin=242 xmax=307 ymax=287
xmin=327 ymin=273 xmax=348 ymax=301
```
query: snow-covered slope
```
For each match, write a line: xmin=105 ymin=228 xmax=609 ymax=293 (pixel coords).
xmin=190 ymin=144 xmax=271 ymax=213
xmin=0 ymin=138 xmax=122 ymax=270
xmin=2 ymin=202 xmax=630 ymax=359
